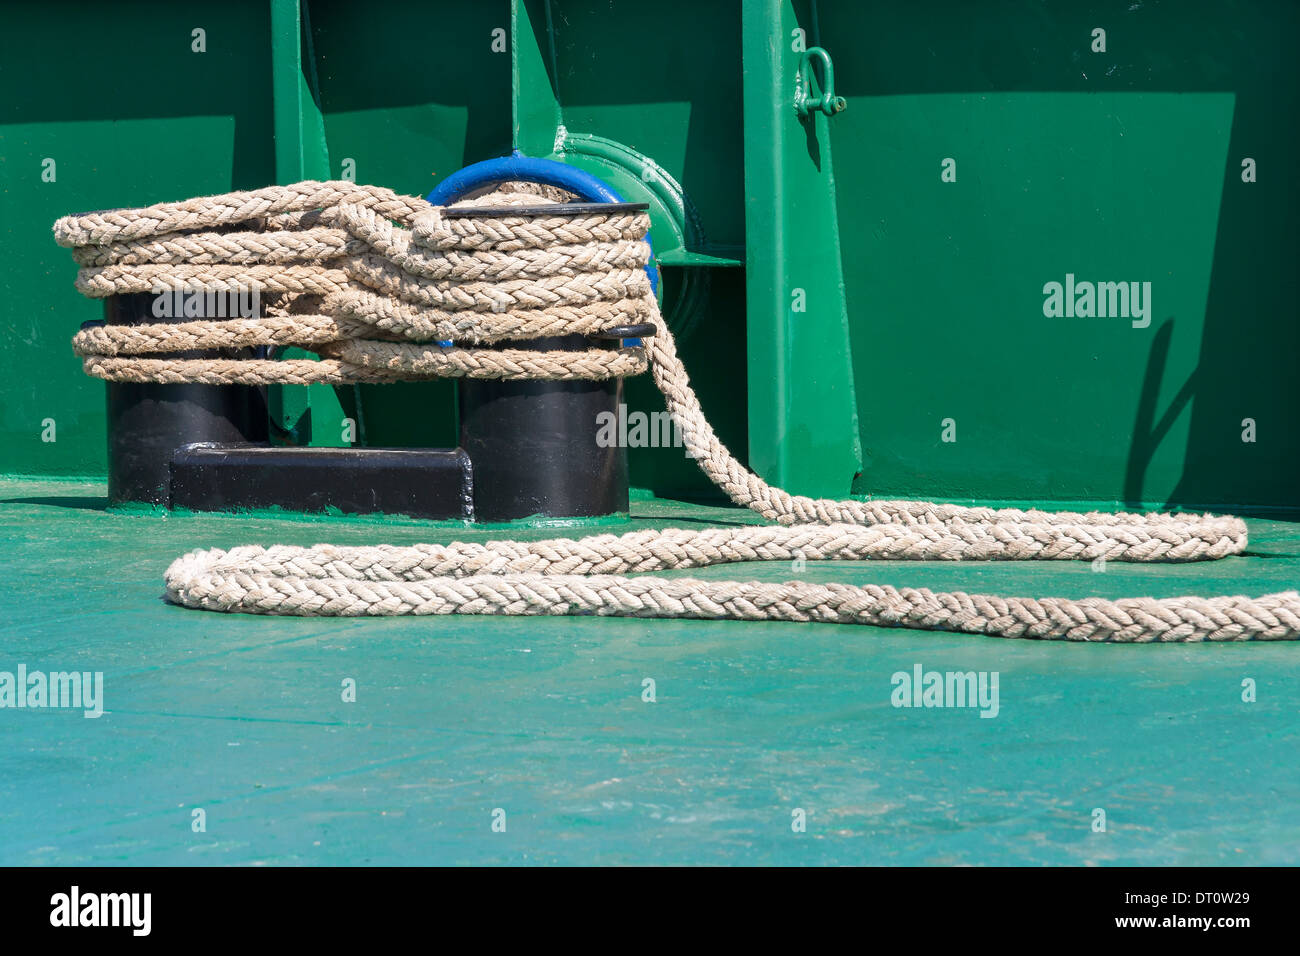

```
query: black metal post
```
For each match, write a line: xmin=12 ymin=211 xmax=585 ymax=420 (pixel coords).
xmin=458 ymin=332 xmax=629 ymax=522
xmin=104 ymin=292 xmax=267 ymax=506
xmin=448 ymin=200 xmax=653 ymax=523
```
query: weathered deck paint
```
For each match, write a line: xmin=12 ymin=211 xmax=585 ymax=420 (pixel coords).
xmin=1 ymin=477 xmax=1296 ymax=866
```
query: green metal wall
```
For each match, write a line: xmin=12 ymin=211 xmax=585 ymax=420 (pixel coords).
xmin=820 ymin=0 xmax=1299 ymax=512
xmin=1 ymin=0 xmax=1295 ymax=513
xmin=0 ymin=1 xmax=276 ymax=477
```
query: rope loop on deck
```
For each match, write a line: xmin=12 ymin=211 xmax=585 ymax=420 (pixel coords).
xmin=53 ymin=182 xmax=1300 ymax=641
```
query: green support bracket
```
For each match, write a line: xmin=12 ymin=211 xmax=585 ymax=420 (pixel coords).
xmin=268 ymin=0 xmax=348 ymax=446
xmin=512 ymin=0 xmax=563 ymax=158
xmin=741 ymin=0 xmax=863 ymax=498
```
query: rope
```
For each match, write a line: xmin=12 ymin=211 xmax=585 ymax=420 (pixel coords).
xmin=54 ymin=181 xmax=1300 ymax=641
xmin=58 ymin=181 xmax=648 ymax=385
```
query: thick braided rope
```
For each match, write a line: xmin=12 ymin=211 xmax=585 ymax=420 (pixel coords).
xmin=56 ymin=182 xmax=648 ymax=384
xmin=165 ymin=550 xmax=1300 ymax=642
xmin=54 ymin=182 xmax=1300 ymax=640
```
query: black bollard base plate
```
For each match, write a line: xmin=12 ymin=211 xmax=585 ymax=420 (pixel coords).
xmin=168 ymin=444 xmax=475 ymax=521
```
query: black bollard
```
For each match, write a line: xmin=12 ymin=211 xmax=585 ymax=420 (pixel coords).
xmin=451 ymin=200 xmax=654 ymax=523
xmin=458 ymin=333 xmax=629 ymax=523
xmin=103 ymin=292 xmax=268 ymax=507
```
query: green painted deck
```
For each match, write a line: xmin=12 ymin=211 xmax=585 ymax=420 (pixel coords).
xmin=1 ymin=476 xmax=1297 ymax=866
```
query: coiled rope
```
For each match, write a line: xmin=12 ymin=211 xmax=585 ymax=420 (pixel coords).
xmin=54 ymin=181 xmax=1300 ymax=641
xmin=61 ymin=182 xmax=649 ymax=385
